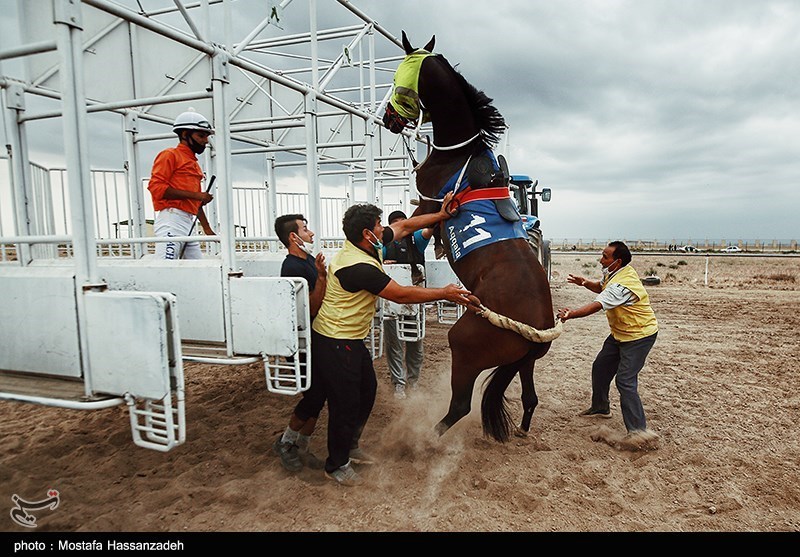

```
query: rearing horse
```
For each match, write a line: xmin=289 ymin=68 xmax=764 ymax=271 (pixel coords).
xmin=383 ymin=33 xmax=557 ymax=442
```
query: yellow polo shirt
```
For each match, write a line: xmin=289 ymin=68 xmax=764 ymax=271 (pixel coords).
xmin=601 ymin=265 xmax=659 ymax=342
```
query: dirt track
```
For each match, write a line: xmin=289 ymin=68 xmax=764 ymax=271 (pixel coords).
xmin=2 ymin=253 xmax=799 ymax=532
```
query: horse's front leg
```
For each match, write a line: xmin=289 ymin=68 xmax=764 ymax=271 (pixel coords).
xmin=517 ymin=359 xmax=538 ymax=436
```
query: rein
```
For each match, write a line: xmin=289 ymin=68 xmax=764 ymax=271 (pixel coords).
xmin=431 ymin=131 xmax=482 ymax=151
xmin=413 ymin=132 xmax=483 ymax=204
xmin=474 ymin=303 xmax=564 ymax=343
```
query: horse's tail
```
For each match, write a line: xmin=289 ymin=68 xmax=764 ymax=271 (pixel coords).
xmin=480 ymin=359 xmax=522 ymax=443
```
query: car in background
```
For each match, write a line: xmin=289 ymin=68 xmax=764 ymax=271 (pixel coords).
xmin=721 ymin=245 xmax=742 ymax=253
xmin=678 ymin=245 xmax=698 ymax=253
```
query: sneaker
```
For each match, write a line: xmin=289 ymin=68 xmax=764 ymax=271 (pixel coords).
xmin=325 ymin=462 xmax=362 ymax=487
xmin=298 ymin=448 xmax=325 ymax=470
xmin=349 ymin=447 xmax=377 ymax=465
xmin=579 ymin=407 xmax=612 ymax=419
xmin=394 ymin=384 xmax=407 ymax=400
xmin=272 ymin=436 xmax=302 ymax=472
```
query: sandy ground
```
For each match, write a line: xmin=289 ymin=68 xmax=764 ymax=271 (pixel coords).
xmin=2 ymin=253 xmax=799 ymax=533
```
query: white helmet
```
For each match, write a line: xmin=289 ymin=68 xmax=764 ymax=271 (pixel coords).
xmin=173 ymin=108 xmax=214 ymax=134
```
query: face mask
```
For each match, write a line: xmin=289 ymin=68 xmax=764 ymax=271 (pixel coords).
xmin=291 ymin=232 xmax=314 ymax=256
xmin=601 ymin=260 xmax=619 ymax=280
xmin=367 ymin=231 xmax=384 ymax=259
xmin=186 ymin=133 xmax=207 ymax=155
xmin=295 ymin=239 xmax=314 ymax=256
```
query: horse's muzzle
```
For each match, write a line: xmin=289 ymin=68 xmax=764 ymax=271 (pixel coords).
xmin=382 ymin=103 xmax=411 ymax=134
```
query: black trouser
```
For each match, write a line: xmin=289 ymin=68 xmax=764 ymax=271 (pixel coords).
xmin=293 ymin=352 xmax=326 ymax=421
xmin=312 ymin=330 xmax=377 ymax=473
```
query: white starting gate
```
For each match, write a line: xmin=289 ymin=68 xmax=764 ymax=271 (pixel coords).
xmin=425 ymin=259 xmax=466 ymax=325
xmin=0 ymin=0 xmax=430 ymax=451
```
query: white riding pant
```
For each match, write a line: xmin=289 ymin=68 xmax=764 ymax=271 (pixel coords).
xmin=154 ymin=208 xmax=202 ymax=260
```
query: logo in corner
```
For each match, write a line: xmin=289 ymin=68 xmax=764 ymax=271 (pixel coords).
xmin=10 ymin=489 xmax=60 ymax=528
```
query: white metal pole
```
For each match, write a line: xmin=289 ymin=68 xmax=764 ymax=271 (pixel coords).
xmin=211 ymin=52 xmax=235 ymax=267
xmin=266 ymin=154 xmax=277 ymax=229
xmin=365 ymin=120 xmax=376 ymax=206
xmin=2 ymin=83 xmax=34 ymax=265
xmin=123 ymin=112 xmax=146 ymax=258
xmin=211 ymin=50 xmax=237 ymax=357
xmin=54 ymin=0 xmax=99 ymax=398
xmin=305 ymin=91 xmax=321 ymax=252
xmin=368 ymin=25 xmax=376 ymax=113
xmin=306 ymin=0 xmax=321 ymax=250
xmin=224 ymin=0 xmax=232 ymax=52
xmin=309 ymin=0 xmax=319 ymax=91
xmin=55 ymin=2 xmax=98 ymax=284
xmin=346 ymin=174 xmax=355 ymax=205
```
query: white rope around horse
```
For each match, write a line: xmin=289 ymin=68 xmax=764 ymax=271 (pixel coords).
xmin=474 ymin=304 xmax=564 ymax=343
xmin=431 ymin=131 xmax=482 ymax=151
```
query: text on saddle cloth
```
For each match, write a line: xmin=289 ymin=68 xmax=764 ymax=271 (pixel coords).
xmin=446 ymin=199 xmax=526 ymax=262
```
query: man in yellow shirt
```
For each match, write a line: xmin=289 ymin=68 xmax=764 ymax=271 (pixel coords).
xmin=557 ymin=241 xmax=659 ymax=445
xmin=313 ymin=201 xmax=472 ymax=486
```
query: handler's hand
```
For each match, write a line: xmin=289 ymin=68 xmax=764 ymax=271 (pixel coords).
xmin=556 ymin=308 xmax=571 ymax=322
xmin=315 ymin=253 xmax=327 ymax=279
xmin=198 ymin=192 xmax=214 ymax=206
xmin=439 ymin=191 xmax=456 ymax=218
xmin=442 ymin=283 xmax=472 ymax=305
xmin=567 ymin=274 xmax=586 ymax=287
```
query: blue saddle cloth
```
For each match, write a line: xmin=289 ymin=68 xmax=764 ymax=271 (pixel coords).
xmin=436 ymin=149 xmax=525 ymax=262
xmin=444 ymin=200 xmax=525 ymax=262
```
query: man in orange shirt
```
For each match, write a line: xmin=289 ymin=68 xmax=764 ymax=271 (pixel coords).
xmin=148 ymin=109 xmax=216 ymax=259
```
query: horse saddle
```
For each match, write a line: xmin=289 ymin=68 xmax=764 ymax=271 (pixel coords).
xmin=466 ymin=153 xmax=519 ymax=223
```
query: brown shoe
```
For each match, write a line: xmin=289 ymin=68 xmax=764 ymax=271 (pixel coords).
xmin=579 ymin=407 xmax=612 ymax=419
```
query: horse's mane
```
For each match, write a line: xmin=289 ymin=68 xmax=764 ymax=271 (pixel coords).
xmin=435 ymin=54 xmax=506 ymax=147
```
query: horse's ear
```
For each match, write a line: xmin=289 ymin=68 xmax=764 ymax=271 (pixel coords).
xmin=401 ymin=31 xmax=414 ymax=55
xmin=423 ymin=35 xmax=435 ymax=53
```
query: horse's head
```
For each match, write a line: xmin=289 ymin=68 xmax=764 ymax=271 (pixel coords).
xmin=382 ymin=31 xmax=507 ymax=208
xmin=382 ymin=31 xmax=505 ymax=149
xmin=382 ymin=31 xmax=435 ymax=134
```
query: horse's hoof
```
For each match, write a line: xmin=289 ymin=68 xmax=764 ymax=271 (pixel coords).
xmin=513 ymin=426 xmax=528 ymax=438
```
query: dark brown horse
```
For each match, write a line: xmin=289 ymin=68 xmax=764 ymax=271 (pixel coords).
xmin=383 ymin=33 xmax=556 ymax=442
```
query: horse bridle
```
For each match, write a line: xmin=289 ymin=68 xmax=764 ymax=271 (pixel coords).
xmin=383 ymin=84 xmax=485 ymax=210
xmin=412 ymin=131 xmax=484 ymax=212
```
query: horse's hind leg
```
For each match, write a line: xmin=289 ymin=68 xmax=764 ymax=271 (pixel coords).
xmin=517 ymin=358 xmax=538 ymax=436
xmin=434 ymin=362 xmax=481 ymax=437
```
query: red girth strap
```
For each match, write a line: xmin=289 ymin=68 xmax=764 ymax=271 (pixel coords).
xmin=453 ymin=187 xmax=510 ymax=206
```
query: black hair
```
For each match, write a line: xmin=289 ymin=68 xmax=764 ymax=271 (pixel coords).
xmin=608 ymin=241 xmax=632 ymax=266
xmin=388 ymin=210 xmax=407 ymax=223
xmin=274 ymin=214 xmax=306 ymax=247
xmin=342 ymin=204 xmax=382 ymax=244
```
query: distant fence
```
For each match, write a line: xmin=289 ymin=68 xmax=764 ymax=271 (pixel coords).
xmin=551 ymin=239 xmax=798 ymax=253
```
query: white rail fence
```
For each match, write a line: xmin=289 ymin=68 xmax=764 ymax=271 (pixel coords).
xmin=1 ymin=162 xmax=408 ymax=260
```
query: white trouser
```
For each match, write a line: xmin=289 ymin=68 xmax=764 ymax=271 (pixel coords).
xmin=154 ymin=208 xmax=202 ymax=260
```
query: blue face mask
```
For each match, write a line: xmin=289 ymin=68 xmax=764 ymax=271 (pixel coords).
xmin=367 ymin=230 xmax=384 ymax=260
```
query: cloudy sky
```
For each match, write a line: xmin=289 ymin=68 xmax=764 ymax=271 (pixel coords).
xmin=358 ymin=0 xmax=799 ymax=242
xmin=2 ymin=0 xmax=798 ymax=242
